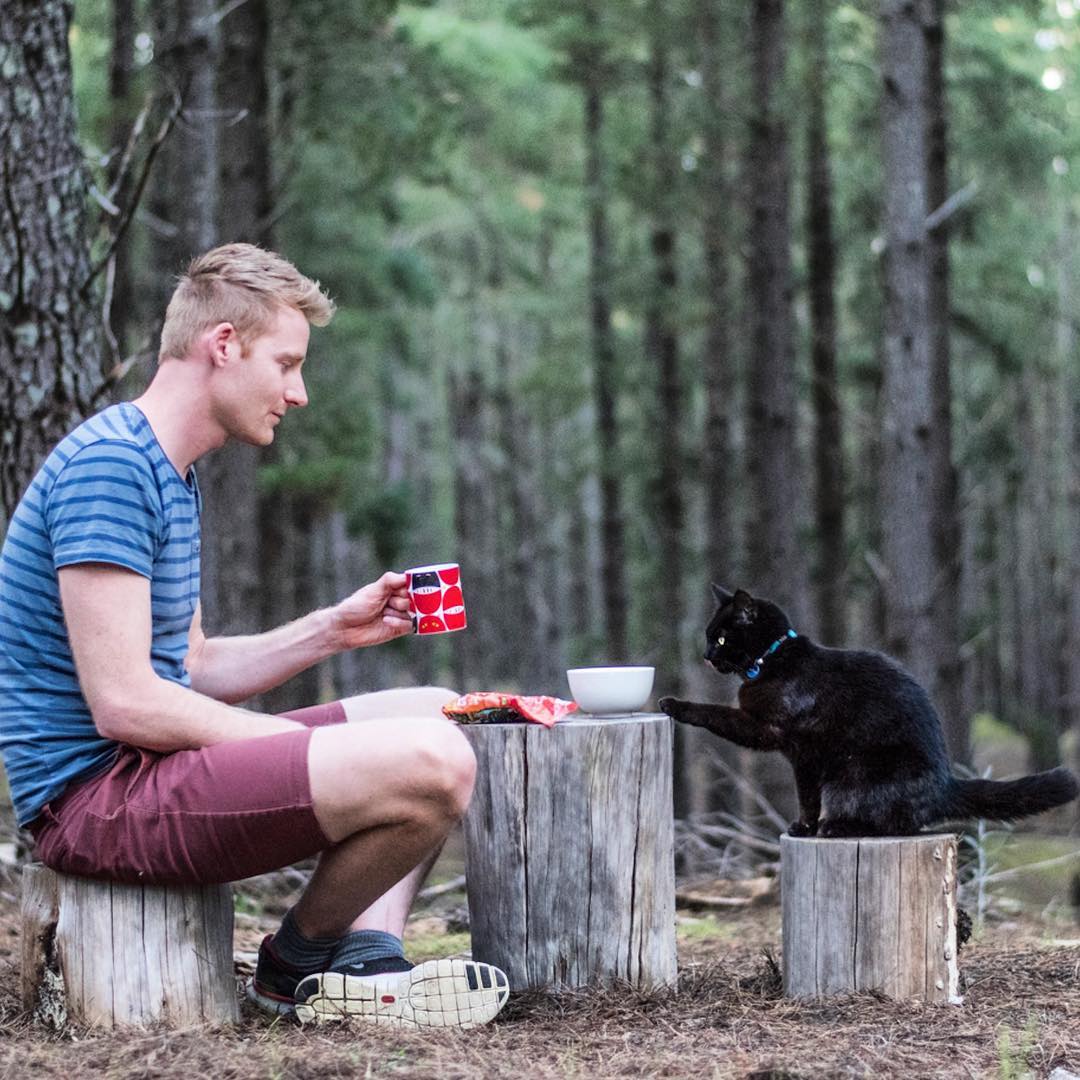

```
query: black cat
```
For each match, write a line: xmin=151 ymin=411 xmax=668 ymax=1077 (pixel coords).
xmin=658 ymin=586 xmax=1080 ymax=837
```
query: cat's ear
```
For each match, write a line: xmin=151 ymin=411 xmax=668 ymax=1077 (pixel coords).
xmin=711 ymin=583 xmax=733 ymax=607
xmin=732 ymin=589 xmax=756 ymax=623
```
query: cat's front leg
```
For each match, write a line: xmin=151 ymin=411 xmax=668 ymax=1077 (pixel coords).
xmin=657 ymin=698 xmax=782 ymax=751
xmin=789 ymin=759 xmax=821 ymax=837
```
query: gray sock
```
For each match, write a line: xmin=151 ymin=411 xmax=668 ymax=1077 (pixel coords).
xmin=328 ymin=929 xmax=406 ymax=970
xmin=270 ymin=908 xmax=340 ymax=975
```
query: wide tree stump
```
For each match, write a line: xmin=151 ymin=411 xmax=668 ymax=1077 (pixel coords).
xmin=21 ymin=864 xmax=238 ymax=1028
xmin=460 ymin=713 xmax=677 ymax=992
xmin=781 ymin=834 xmax=961 ymax=1002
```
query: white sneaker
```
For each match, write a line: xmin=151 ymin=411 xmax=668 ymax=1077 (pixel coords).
xmin=293 ymin=957 xmax=510 ymax=1030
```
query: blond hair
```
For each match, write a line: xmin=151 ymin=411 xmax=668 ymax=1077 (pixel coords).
xmin=159 ymin=243 xmax=335 ymax=361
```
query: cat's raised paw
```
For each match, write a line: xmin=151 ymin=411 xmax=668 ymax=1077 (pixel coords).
xmin=657 ymin=696 xmax=682 ymax=719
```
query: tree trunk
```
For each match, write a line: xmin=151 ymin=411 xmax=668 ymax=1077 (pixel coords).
xmin=804 ymin=0 xmax=846 ymax=647
xmin=581 ymin=6 xmax=628 ymax=663
xmin=743 ymin=0 xmax=803 ymax=823
xmin=698 ymin=0 xmax=736 ymax=594
xmin=0 ymin=1 xmax=103 ymax=519
xmin=261 ymin=491 xmax=323 ymax=712
xmin=450 ymin=367 xmax=489 ymax=690
xmin=195 ymin=0 xmax=274 ymax=637
xmin=745 ymin=0 xmax=806 ymax=625
xmin=1058 ymin=208 xmax=1080 ymax=818
xmin=149 ymin=0 xmax=222 ymax=268
xmin=692 ymin=0 xmax=747 ymax=820
xmin=1014 ymin=365 xmax=1061 ymax=770
xmin=644 ymin=0 xmax=690 ymax=813
xmin=877 ymin=0 xmax=937 ymax=691
xmin=923 ymin=0 xmax=966 ymax=762
xmin=106 ymin=0 xmax=137 ymax=364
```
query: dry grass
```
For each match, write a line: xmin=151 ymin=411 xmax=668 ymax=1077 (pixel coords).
xmin=1 ymin=884 xmax=1079 ymax=1080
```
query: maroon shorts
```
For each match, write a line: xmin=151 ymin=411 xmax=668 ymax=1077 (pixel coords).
xmin=28 ymin=701 xmax=346 ymax=886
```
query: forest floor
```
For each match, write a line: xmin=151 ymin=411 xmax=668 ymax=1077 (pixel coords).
xmin=0 ymin=834 xmax=1078 ymax=1080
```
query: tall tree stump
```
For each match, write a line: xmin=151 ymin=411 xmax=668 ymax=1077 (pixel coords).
xmin=781 ymin=834 xmax=961 ymax=1002
xmin=21 ymin=864 xmax=238 ymax=1028
xmin=460 ymin=714 xmax=677 ymax=991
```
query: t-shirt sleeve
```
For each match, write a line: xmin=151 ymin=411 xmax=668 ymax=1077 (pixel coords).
xmin=44 ymin=441 xmax=163 ymax=579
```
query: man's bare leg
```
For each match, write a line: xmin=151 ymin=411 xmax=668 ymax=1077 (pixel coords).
xmin=252 ymin=690 xmax=509 ymax=1028
xmin=291 ymin=707 xmax=470 ymax=937
xmin=336 ymin=687 xmax=457 ymax=936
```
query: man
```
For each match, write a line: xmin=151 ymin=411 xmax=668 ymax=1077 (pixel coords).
xmin=0 ymin=243 xmax=508 ymax=1029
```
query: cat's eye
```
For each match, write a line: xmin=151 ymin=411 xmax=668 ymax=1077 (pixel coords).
xmin=715 ymin=635 xmax=725 ymax=647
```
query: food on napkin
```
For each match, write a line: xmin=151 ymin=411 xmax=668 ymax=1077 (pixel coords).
xmin=443 ymin=693 xmax=578 ymax=728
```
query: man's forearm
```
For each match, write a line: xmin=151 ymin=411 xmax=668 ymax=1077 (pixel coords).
xmin=187 ymin=606 xmax=340 ymax=703
xmin=100 ymin=674 xmax=303 ymax=751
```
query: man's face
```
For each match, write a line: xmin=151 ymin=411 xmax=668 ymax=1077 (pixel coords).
xmin=212 ymin=305 xmax=311 ymax=446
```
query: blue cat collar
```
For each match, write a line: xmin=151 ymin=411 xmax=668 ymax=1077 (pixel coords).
xmin=744 ymin=628 xmax=797 ymax=681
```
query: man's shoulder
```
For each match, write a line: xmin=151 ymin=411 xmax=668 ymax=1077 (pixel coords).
xmin=47 ymin=404 xmax=164 ymax=486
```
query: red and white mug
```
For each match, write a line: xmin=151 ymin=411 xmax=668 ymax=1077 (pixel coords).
xmin=405 ymin=562 xmax=467 ymax=635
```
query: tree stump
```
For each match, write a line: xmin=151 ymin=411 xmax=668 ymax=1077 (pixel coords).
xmin=781 ymin=834 xmax=961 ymax=1002
xmin=21 ymin=864 xmax=238 ymax=1028
xmin=460 ymin=713 xmax=677 ymax=991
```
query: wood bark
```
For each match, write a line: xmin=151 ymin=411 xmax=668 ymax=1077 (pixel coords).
xmin=877 ymin=0 xmax=938 ymax=696
xmin=460 ymin=715 xmax=677 ymax=991
xmin=923 ymin=0 xmax=966 ymax=762
xmin=781 ymin=834 xmax=960 ymax=1002
xmin=745 ymin=0 xmax=807 ymax=625
xmin=22 ymin=864 xmax=237 ymax=1028
xmin=804 ymin=0 xmax=846 ymax=647
xmin=0 ymin=1 xmax=104 ymax=519
xmin=581 ymin=4 xmax=628 ymax=663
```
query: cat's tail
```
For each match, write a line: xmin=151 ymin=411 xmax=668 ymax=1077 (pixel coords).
xmin=944 ymin=767 xmax=1080 ymax=822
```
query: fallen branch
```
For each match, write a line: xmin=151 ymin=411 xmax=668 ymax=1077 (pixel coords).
xmin=417 ymin=874 xmax=467 ymax=900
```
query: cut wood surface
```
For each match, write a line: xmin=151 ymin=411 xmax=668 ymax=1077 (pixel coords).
xmin=21 ymin=864 xmax=238 ymax=1028
xmin=781 ymin=834 xmax=961 ymax=1002
xmin=461 ymin=713 xmax=677 ymax=991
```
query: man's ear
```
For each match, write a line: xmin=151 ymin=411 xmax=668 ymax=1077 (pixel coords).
xmin=711 ymin=583 xmax=733 ymax=607
xmin=208 ymin=322 xmax=238 ymax=367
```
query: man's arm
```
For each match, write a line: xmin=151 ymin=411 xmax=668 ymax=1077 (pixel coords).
xmin=185 ymin=571 xmax=413 ymax=704
xmin=59 ymin=564 xmax=303 ymax=751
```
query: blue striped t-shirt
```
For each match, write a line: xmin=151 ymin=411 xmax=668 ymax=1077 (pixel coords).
xmin=0 ymin=402 xmax=201 ymax=826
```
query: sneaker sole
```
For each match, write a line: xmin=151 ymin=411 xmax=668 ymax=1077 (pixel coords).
xmin=293 ymin=957 xmax=510 ymax=1030
xmin=246 ymin=979 xmax=296 ymax=1018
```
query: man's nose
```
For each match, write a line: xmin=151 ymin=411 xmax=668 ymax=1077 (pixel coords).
xmin=286 ymin=373 xmax=308 ymax=407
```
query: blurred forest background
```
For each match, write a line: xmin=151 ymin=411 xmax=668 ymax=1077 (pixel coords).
xmin=2 ymin=0 xmax=1078 ymax=828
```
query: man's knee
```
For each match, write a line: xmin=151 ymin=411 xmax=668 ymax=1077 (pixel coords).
xmin=307 ymin=717 xmax=474 ymax=840
xmin=412 ymin=721 xmax=476 ymax=820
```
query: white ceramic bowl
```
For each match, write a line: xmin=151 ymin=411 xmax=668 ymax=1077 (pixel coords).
xmin=566 ymin=666 xmax=655 ymax=715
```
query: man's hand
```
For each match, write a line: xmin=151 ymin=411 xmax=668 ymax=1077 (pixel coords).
xmin=330 ymin=571 xmax=413 ymax=650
